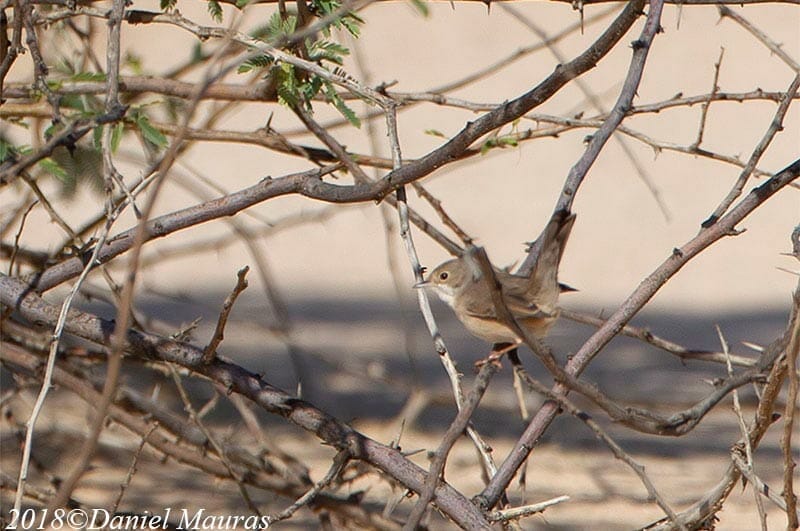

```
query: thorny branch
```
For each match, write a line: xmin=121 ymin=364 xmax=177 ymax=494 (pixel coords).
xmin=1 ymin=0 xmax=798 ymax=527
xmin=0 ymin=273 xmax=492 ymax=528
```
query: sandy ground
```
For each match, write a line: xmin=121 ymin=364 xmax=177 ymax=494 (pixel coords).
xmin=2 ymin=295 xmax=795 ymax=529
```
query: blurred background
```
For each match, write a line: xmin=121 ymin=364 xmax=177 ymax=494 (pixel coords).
xmin=1 ymin=0 xmax=798 ymax=528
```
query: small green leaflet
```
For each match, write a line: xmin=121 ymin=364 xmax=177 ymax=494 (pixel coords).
xmin=0 ymin=139 xmax=17 ymax=163
xmin=111 ymin=122 xmax=124 ymax=152
xmin=410 ymin=0 xmax=429 ymax=17
xmin=133 ymin=112 xmax=168 ymax=149
xmin=238 ymin=55 xmax=273 ymax=74
xmin=480 ymin=135 xmax=519 ymax=155
xmin=69 ymin=71 xmax=107 ymax=82
xmin=207 ymin=0 xmax=223 ymax=22
xmin=323 ymin=82 xmax=360 ymax=128
xmin=39 ymin=157 xmax=69 ymax=181
xmin=93 ymin=123 xmax=124 ymax=152
xmin=308 ymin=39 xmax=349 ymax=65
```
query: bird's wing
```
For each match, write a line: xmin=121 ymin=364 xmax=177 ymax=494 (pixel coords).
xmin=504 ymin=292 xmax=554 ymax=319
xmin=459 ymin=285 xmax=499 ymax=320
xmin=460 ymin=284 xmax=552 ymax=320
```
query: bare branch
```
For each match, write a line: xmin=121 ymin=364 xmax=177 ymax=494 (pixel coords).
xmin=479 ymin=157 xmax=800 ymax=510
xmin=203 ymin=265 xmax=250 ymax=363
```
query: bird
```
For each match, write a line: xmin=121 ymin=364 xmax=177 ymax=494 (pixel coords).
xmin=416 ymin=209 xmax=576 ymax=353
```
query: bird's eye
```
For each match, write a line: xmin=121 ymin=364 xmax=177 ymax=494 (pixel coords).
xmin=439 ymin=272 xmax=449 ymax=281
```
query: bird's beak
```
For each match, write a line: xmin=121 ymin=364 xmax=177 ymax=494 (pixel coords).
xmin=413 ymin=279 xmax=430 ymax=289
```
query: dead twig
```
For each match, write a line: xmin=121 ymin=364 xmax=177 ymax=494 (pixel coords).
xmin=203 ymin=265 xmax=250 ymax=363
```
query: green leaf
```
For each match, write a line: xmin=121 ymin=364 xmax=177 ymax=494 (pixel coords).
xmin=124 ymin=52 xmax=144 ymax=75
xmin=499 ymin=136 xmax=518 ymax=147
xmin=235 ymin=0 xmax=251 ymax=7
xmin=59 ymin=94 xmax=90 ymax=112
xmin=309 ymin=0 xmax=362 ymax=37
xmin=302 ymin=76 xmax=324 ymax=101
xmin=276 ymin=64 xmax=301 ymax=108
xmin=160 ymin=0 xmax=177 ymax=10
xmin=308 ymin=39 xmax=349 ymax=65
xmin=479 ymin=135 xmax=518 ymax=155
xmin=190 ymin=44 xmax=204 ymax=64
xmin=94 ymin=122 xmax=125 ymax=152
xmin=61 ymin=94 xmax=103 ymax=112
xmin=265 ymin=11 xmax=297 ymax=40
xmin=424 ymin=129 xmax=446 ymax=138
xmin=133 ymin=113 xmax=168 ymax=149
xmin=93 ymin=125 xmax=103 ymax=150
xmin=323 ymin=81 xmax=360 ymax=128
xmin=238 ymin=54 xmax=273 ymax=74
xmin=43 ymin=122 xmax=64 ymax=140
xmin=207 ymin=0 xmax=223 ymax=22
xmin=0 ymin=139 xmax=18 ymax=163
xmin=341 ymin=16 xmax=361 ymax=37
xmin=111 ymin=122 xmax=124 ymax=152
xmin=410 ymin=0 xmax=429 ymax=17
xmin=39 ymin=157 xmax=69 ymax=181
xmin=70 ymin=71 xmax=107 ymax=82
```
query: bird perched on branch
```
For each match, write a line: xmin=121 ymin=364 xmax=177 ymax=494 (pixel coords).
xmin=416 ymin=209 xmax=576 ymax=357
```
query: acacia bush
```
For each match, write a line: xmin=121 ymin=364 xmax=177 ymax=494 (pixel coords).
xmin=1 ymin=0 xmax=798 ymax=528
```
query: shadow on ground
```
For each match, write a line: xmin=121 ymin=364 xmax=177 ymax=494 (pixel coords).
xmin=111 ymin=291 xmax=791 ymax=458
xmin=2 ymin=290 xmax=793 ymax=530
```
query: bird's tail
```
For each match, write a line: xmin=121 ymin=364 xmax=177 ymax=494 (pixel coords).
xmin=527 ymin=209 xmax=576 ymax=303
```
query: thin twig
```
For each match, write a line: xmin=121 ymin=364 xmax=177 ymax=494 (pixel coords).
xmin=781 ymin=296 xmax=800 ymax=529
xmin=12 ymin=201 xmax=120 ymax=516
xmin=1 ymin=344 xmax=405 ymax=529
xmin=718 ymin=5 xmax=800 ymax=72
xmin=123 ymin=9 xmax=393 ymax=108
xmin=167 ymin=364 xmax=263 ymax=517
xmin=46 ymin=11 xmax=240 ymax=511
xmin=702 ymin=73 xmax=800 ymax=226
xmin=269 ymin=450 xmax=350 ymax=523
xmin=19 ymin=173 xmax=79 ymax=243
xmin=6 ymin=200 xmax=37 ymax=276
xmin=630 ymin=284 xmax=800 ymax=530
xmin=107 ymin=423 xmax=159 ymax=515
xmin=487 ymin=495 xmax=570 ymax=523
xmin=560 ymin=308 xmax=759 ymax=368
xmin=0 ymin=277 xmax=492 ymax=528
xmin=0 ymin=111 xmax=124 ymax=186
xmin=501 ymin=2 xmax=670 ymax=220
xmin=717 ymin=325 xmax=768 ymax=529
xmin=731 ymin=451 xmax=799 ymax=518
xmin=203 ymin=265 xmax=250 ymax=363
xmin=384 ymin=103 xmax=498 ymax=480
xmin=403 ymin=362 xmax=499 ymax=530
xmin=691 ymin=48 xmax=725 ymax=150
xmin=411 ymin=184 xmax=473 ymax=245
xmin=513 ymin=364 xmax=684 ymax=529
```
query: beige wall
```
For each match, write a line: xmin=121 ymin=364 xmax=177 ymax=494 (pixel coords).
xmin=4 ymin=1 xmax=798 ymax=312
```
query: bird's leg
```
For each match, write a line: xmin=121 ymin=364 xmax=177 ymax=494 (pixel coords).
xmin=475 ymin=341 xmax=520 ymax=369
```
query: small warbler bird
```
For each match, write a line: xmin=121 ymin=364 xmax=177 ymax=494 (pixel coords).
xmin=416 ymin=210 xmax=575 ymax=347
